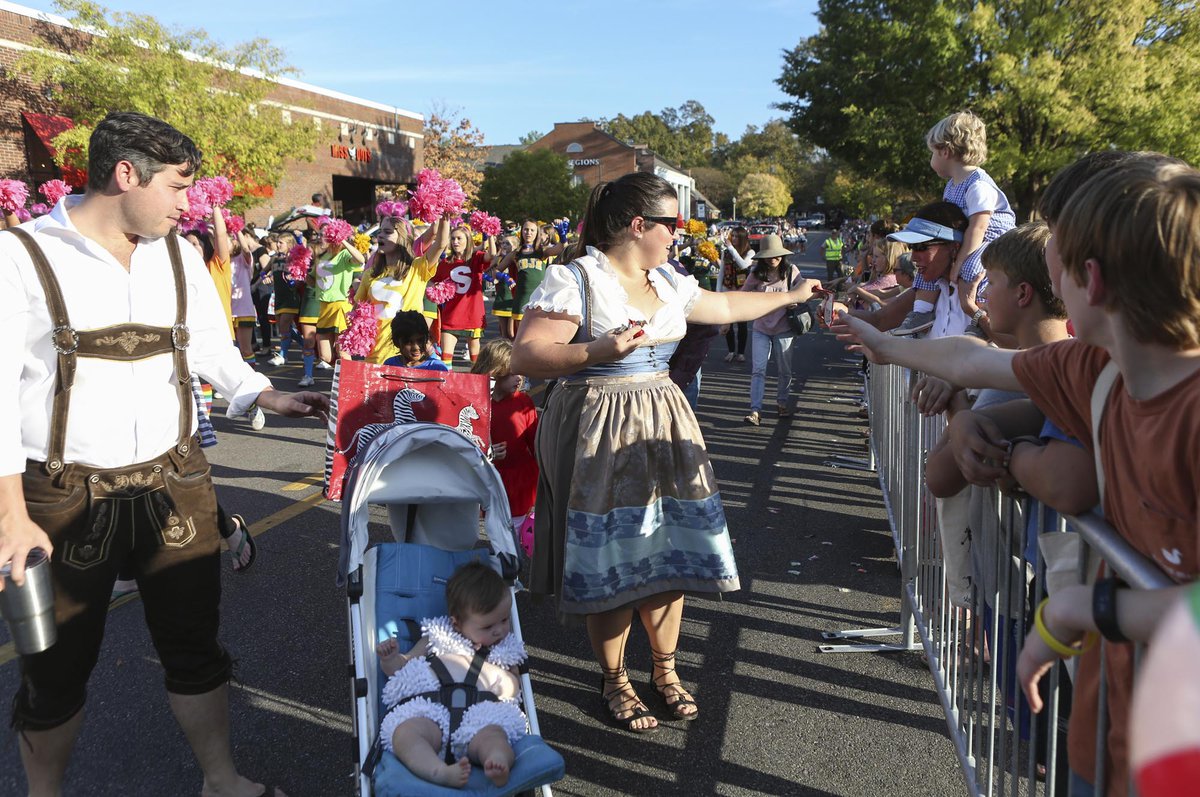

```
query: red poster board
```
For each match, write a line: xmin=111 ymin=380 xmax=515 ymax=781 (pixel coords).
xmin=324 ymin=360 xmax=490 ymax=501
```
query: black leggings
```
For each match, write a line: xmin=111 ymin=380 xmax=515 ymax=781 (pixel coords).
xmin=725 ymin=322 xmax=748 ymax=355
xmin=253 ymin=289 xmax=273 ymax=350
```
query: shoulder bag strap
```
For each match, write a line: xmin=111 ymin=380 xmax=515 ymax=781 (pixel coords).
xmin=5 ymin=228 xmax=76 ymax=474
xmin=565 ymin=261 xmax=593 ymax=343
xmin=1089 ymin=360 xmax=1120 ymax=517
xmin=165 ymin=232 xmax=195 ymax=455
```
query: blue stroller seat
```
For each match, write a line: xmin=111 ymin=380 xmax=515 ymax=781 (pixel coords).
xmin=339 ymin=423 xmax=564 ymax=797
xmin=370 ymin=543 xmax=564 ymax=796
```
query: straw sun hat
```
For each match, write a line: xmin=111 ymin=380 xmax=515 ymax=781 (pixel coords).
xmin=752 ymin=234 xmax=793 ymax=260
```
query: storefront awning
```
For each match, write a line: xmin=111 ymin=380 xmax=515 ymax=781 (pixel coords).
xmin=22 ymin=112 xmax=74 ymax=156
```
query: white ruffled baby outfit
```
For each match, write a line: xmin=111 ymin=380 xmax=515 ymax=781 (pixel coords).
xmin=379 ymin=616 xmax=528 ymax=760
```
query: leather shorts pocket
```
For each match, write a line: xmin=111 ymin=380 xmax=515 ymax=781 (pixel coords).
xmin=62 ymin=498 xmax=119 ymax=570
xmin=157 ymin=468 xmax=217 ymax=549
xmin=21 ymin=469 xmax=88 ymax=525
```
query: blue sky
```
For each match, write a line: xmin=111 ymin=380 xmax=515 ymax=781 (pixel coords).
xmin=17 ymin=0 xmax=821 ymax=144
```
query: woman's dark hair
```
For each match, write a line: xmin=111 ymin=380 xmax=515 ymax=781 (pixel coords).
xmin=185 ymin=231 xmax=214 ymax=263
xmin=751 ymin=256 xmax=787 ymax=282
xmin=570 ymin=172 xmax=677 ymax=259
xmin=88 ymin=112 xmax=203 ymax=191
xmin=446 ymin=561 xmax=507 ymax=621
xmin=389 ymin=310 xmax=429 ymax=349
xmin=913 ymin=201 xmax=969 ymax=236
xmin=869 ymin=219 xmax=900 ymax=238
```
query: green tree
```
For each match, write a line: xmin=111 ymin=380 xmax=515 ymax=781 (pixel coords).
xmin=777 ymin=0 xmax=1200 ymax=217
xmin=477 ymin=149 xmax=590 ymax=222
xmin=20 ymin=0 xmax=317 ymax=210
xmin=518 ymin=130 xmax=544 ymax=146
xmin=601 ymin=100 xmax=715 ymax=168
xmin=423 ymin=103 xmax=487 ymax=207
xmin=690 ymin=166 xmax=735 ymax=212
xmin=738 ymin=173 xmax=792 ymax=217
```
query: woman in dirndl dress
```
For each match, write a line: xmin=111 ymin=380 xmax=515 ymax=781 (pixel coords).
xmin=512 ymin=172 xmax=823 ymax=734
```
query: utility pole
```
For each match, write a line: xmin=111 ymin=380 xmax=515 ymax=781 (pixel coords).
xmin=732 ymin=197 xmax=737 ymax=222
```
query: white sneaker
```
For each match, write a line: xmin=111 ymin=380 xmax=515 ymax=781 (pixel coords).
xmin=298 ymin=375 xmax=315 ymax=388
xmin=250 ymin=405 xmax=266 ymax=431
xmin=268 ymin=353 xmax=285 ymax=366
xmin=315 ymin=361 xmax=333 ymax=371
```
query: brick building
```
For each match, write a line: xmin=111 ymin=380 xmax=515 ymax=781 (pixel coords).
xmin=0 ymin=0 xmax=423 ymax=225
xmin=528 ymin=122 xmax=717 ymax=220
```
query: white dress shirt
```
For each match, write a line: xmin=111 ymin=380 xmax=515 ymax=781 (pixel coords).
xmin=0 ymin=196 xmax=271 ymax=475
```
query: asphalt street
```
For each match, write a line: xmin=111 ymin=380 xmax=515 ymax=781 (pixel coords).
xmin=0 ymin=233 xmax=964 ymax=796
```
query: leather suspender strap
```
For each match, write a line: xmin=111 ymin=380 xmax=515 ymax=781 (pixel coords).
xmin=5 ymin=228 xmax=76 ymax=474
xmin=165 ymin=232 xmax=194 ymax=454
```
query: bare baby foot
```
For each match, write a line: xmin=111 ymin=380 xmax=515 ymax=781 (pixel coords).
xmin=430 ymin=757 xmax=471 ymax=788
xmin=484 ymin=755 xmax=510 ymax=787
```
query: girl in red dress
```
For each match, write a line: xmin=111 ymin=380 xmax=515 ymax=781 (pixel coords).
xmin=471 ymin=340 xmax=538 ymax=531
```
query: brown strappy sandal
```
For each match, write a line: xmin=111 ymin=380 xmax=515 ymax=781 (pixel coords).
xmin=599 ymin=665 xmax=659 ymax=734
xmin=648 ymin=649 xmax=699 ymax=721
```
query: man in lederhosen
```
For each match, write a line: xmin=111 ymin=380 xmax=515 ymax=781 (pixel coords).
xmin=0 ymin=113 xmax=324 ymax=796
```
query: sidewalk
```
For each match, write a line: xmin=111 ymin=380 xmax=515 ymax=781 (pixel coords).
xmin=518 ymin=309 xmax=963 ymax=796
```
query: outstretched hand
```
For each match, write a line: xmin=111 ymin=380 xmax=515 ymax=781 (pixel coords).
xmin=831 ymin=311 xmax=890 ymax=363
xmin=256 ymin=389 xmax=330 ymax=424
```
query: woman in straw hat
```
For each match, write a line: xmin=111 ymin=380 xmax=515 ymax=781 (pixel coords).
xmin=735 ymin=233 xmax=801 ymax=426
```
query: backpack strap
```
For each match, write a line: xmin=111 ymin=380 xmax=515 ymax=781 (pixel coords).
xmin=1089 ymin=360 xmax=1120 ymax=517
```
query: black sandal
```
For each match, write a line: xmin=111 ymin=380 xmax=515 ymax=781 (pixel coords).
xmin=599 ymin=666 xmax=658 ymax=734
xmin=648 ymin=649 xmax=699 ymax=721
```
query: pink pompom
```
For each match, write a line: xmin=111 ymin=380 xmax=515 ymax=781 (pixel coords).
xmin=337 ymin=302 xmax=379 ymax=357
xmin=180 ymin=184 xmax=212 ymax=229
xmin=38 ymin=179 xmax=72 ymax=206
xmin=0 ymin=179 xmax=30 ymax=213
xmin=322 ymin=218 xmax=354 ymax=247
xmin=287 ymin=245 xmax=313 ymax=282
xmin=424 ymin=278 xmax=457 ymax=305
xmin=197 ymin=176 xmax=234 ymax=208
xmin=470 ymin=211 xmax=502 ymax=237
xmin=15 ymin=207 xmax=32 ymax=223
xmin=376 ymin=199 xmax=408 ymax=219
xmin=221 ymin=209 xmax=245 ymax=236
xmin=407 ymin=169 xmax=467 ymax=223
xmin=29 ymin=203 xmax=51 ymax=217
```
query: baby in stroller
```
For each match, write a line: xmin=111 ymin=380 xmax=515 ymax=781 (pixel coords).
xmin=376 ymin=562 xmax=527 ymax=789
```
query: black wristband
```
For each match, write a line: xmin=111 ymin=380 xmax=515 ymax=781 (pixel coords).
xmin=1092 ymin=577 xmax=1129 ymax=643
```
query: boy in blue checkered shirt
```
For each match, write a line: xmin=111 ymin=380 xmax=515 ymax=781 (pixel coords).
xmin=896 ymin=111 xmax=1016 ymax=337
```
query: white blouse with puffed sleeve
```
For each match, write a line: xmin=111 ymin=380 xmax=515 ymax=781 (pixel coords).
xmin=526 ymin=247 xmax=702 ymax=344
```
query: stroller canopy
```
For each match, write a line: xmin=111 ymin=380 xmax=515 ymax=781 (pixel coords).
xmin=338 ymin=423 xmax=517 ymax=583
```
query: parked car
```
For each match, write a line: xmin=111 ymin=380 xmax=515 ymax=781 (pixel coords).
xmin=748 ymin=223 xmax=779 ymax=244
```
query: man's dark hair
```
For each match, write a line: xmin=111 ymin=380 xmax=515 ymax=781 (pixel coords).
xmin=312 ymin=193 xmax=325 ymax=205
xmin=87 ymin=112 xmax=202 ymax=192
xmin=913 ymin=201 xmax=969 ymax=237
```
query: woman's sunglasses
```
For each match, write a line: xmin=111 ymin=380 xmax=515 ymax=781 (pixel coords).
xmin=909 ymin=241 xmax=950 ymax=253
xmin=640 ymin=215 xmax=681 ymax=233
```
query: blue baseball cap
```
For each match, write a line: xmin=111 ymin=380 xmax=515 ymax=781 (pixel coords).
xmin=888 ymin=217 xmax=964 ymax=245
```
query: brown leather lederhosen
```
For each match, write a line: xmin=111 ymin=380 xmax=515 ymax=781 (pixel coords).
xmin=7 ymin=228 xmax=231 ymax=732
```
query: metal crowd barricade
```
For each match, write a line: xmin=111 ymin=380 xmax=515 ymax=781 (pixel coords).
xmin=820 ymin=362 xmax=1173 ymax=797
